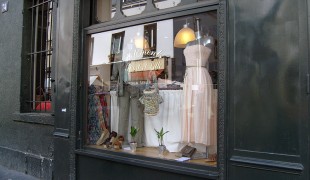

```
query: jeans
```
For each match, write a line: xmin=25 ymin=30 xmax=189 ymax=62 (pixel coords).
xmin=118 ymin=84 xmax=144 ymax=146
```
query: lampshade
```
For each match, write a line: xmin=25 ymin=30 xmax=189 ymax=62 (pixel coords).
xmin=174 ymin=23 xmax=195 ymax=48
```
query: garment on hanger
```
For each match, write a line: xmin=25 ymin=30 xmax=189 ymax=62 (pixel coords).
xmin=181 ymin=44 xmax=216 ymax=146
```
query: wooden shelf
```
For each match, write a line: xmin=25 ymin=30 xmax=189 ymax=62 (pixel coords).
xmin=88 ymin=145 xmax=217 ymax=167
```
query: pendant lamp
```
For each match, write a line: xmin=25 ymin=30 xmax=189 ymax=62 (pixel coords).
xmin=174 ymin=23 xmax=195 ymax=48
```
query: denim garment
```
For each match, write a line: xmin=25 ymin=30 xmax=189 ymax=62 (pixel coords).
xmin=118 ymin=85 xmax=145 ymax=146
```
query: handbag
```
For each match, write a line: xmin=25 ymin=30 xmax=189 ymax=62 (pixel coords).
xmin=180 ymin=145 xmax=197 ymax=157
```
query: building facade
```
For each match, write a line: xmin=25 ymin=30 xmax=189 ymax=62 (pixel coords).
xmin=0 ymin=0 xmax=309 ymax=180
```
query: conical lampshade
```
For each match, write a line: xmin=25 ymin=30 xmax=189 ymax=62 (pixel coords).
xmin=174 ymin=24 xmax=195 ymax=48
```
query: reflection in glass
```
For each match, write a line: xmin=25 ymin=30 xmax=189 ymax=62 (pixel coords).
xmin=96 ymin=0 xmax=113 ymax=22
xmin=95 ymin=0 xmax=183 ymax=22
xmin=143 ymin=23 xmax=157 ymax=53
xmin=134 ymin=32 xmax=147 ymax=49
xmin=154 ymin=0 xmax=181 ymax=9
xmin=121 ymin=0 xmax=145 ymax=17
xmin=110 ymin=31 xmax=125 ymax=62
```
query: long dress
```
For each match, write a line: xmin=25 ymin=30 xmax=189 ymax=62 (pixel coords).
xmin=181 ymin=44 xmax=216 ymax=146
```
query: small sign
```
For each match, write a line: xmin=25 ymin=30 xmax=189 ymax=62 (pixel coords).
xmin=1 ymin=1 xmax=8 ymax=13
xmin=192 ymin=85 xmax=199 ymax=90
xmin=61 ymin=108 xmax=67 ymax=112
xmin=175 ymin=157 xmax=190 ymax=162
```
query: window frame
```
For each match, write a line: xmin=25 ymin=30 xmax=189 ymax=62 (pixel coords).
xmin=77 ymin=1 xmax=226 ymax=179
xmin=17 ymin=0 xmax=57 ymax=124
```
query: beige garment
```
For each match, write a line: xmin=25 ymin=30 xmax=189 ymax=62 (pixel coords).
xmin=181 ymin=44 xmax=217 ymax=146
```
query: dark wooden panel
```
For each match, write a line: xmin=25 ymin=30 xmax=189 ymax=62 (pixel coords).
xmin=230 ymin=0 xmax=301 ymax=155
xmin=54 ymin=0 xmax=74 ymax=130
xmin=53 ymin=0 xmax=75 ymax=179
xmin=227 ymin=0 xmax=309 ymax=179
xmin=54 ymin=138 xmax=70 ymax=180
xmin=77 ymin=154 xmax=213 ymax=180
xmin=229 ymin=164 xmax=299 ymax=180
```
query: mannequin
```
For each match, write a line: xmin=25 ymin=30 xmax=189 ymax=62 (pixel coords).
xmin=181 ymin=18 xmax=217 ymax=147
xmin=186 ymin=18 xmax=215 ymax=48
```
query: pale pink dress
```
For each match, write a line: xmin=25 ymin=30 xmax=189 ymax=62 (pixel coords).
xmin=181 ymin=44 xmax=217 ymax=146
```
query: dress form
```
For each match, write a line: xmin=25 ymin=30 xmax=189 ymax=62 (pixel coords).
xmin=186 ymin=18 xmax=215 ymax=49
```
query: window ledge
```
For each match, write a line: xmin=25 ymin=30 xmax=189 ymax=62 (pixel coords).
xmin=12 ymin=112 xmax=55 ymax=126
xmin=76 ymin=148 xmax=219 ymax=179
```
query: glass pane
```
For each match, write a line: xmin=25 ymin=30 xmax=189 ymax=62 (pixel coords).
xmin=86 ymin=11 xmax=218 ymax=167
xmin=122 ymin=0 xmax=145 ymax=17
xmin=154 ymin=0 xmax=180 ymax=9
xmin=96 ymin=0 xmax=113 ymax=22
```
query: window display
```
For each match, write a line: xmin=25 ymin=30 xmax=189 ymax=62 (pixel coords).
xmin=86 ymin=12 xmax=218 ymax=167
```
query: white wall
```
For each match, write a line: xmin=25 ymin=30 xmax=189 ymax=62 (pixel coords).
xmin=157 ymin=19 xmax=174 ymax=58
xmin=91 ymin=19 xmax=174 ymax=65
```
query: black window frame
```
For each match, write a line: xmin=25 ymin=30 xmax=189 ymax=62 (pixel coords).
xmin=77 ymin=0 xmax=227 ymax=179
xmin=16 ymin=0 xmax=56 ymax=125
xmin=21 ymin=0 xmax=55 ymax=113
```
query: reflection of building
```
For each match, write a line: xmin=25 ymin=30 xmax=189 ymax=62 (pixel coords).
xmin=0 ymin=1 xmax=309 ymax=180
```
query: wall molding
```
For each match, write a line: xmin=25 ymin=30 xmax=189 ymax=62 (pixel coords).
xmin=12 ymin=112 xmax=55 ymax=126
xmin=230 ymin=156 xmax=304 ymax=174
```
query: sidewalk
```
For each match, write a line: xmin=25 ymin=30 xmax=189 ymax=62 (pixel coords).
xmin=0 ymin=165 xmax=38 ymax=180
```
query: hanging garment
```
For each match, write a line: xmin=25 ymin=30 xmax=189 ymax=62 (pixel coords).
xmin=87 ymin=85 xmax=106 ymax=144
xmin=139 ymin=88 xmax=163 ymax=116
xmin=181 ymin=44 xmax=216 ymax=146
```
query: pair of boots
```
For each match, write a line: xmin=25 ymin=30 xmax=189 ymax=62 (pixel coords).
xmin=96 ymin=128 xmax=110 ymax=145
xmin=96 ymin=129 xmax=124 ymax=149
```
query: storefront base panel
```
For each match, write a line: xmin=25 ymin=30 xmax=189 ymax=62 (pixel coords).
xmin=228 ymin=164 xmax=304 ymax=180
xmin=77 ymin=154 xmax=217 ymax=180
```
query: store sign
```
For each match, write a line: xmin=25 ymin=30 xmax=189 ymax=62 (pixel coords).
xmin=127 ymin=58 xmax=165 ymax=72
xmin=133 ymin=49 xmax=163 ymax=59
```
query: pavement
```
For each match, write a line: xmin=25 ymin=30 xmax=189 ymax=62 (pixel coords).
xmin=0 ymin=165 xmax=38 ymax=180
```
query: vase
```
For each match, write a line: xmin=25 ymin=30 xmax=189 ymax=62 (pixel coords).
xmin=158 ymin=145 xmax=166 ymax=156
xmin=130 ymin=142 xmax=137 ymax=152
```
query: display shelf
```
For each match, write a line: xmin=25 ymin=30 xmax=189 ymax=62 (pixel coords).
xmin=88 ymin=145 xmax=217 ymax=167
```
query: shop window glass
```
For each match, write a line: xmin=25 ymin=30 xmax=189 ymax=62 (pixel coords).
xmin=86 ymin=11 xmax=218 ymax=167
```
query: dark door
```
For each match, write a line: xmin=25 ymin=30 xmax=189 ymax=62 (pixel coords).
xmin=53 ymin=0 xmax=75 ymax=179
xmin=227 ymin=0 xmax=309 ymax=179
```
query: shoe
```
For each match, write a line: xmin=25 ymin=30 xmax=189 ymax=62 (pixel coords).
xmin=110 ymin=131 xmax=117 ymax=138
xmin=110 ymin=137 xmax=117 ymax=144
xmin=113 ymin=139 xmax=122 ymax=150
xmin=96 ymin=128 xmax=110 ymax=145
xmin=118 ymin=135 xmax=124 ymax=143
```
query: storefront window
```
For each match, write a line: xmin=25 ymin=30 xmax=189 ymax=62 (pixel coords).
xmin=86 ymin=11 xmax=218 ymax=167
